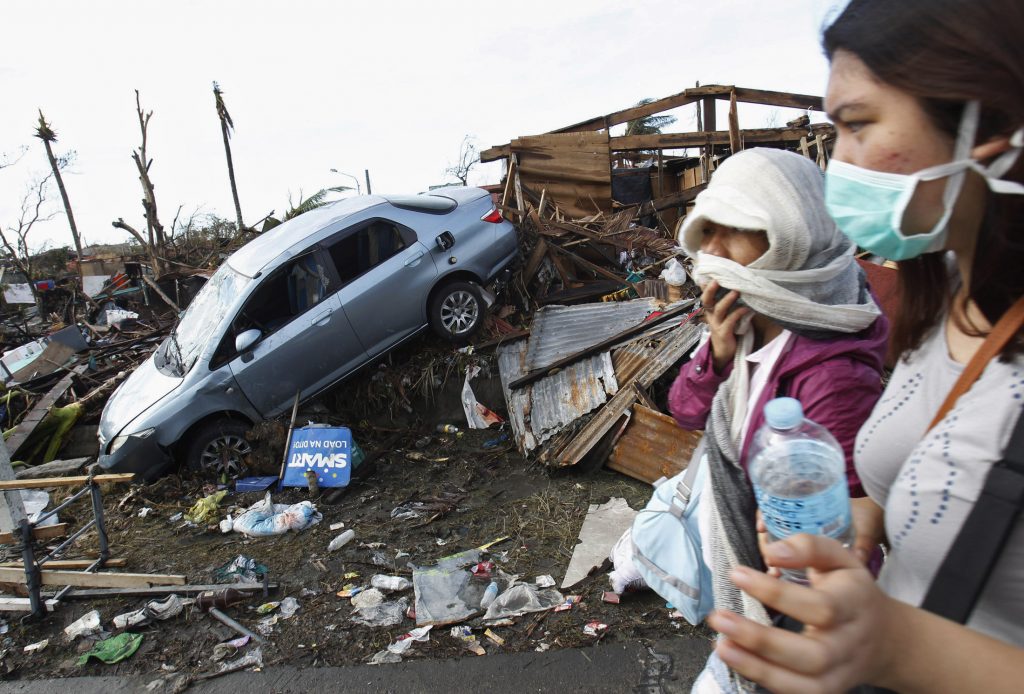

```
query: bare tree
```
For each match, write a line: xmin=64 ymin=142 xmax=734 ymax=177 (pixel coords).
xmin=445 ymin=135 xmax=479 ymax=185
xmin=34 ymin=111 xmax=87 ymax=296
xmin=213 ymin=82 xmax=244 ymax=231
xmin=0 ymin=172 xmax=59 ymax=297
xmin=111 ymin=217 xmax=164 ymax=276
xmin=131 ymin=90 xmax=167 ymax=252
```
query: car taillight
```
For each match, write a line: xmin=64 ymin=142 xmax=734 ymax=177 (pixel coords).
xmin=480 ymin=208 xmax=503 ymax=223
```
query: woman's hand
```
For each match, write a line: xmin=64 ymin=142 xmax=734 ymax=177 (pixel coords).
xmin=701 ymin=279 xmax=751 ymax=373
xmin=707 ymin=535 xmax=898 ymax=693
xmin=850 ymin=496 xmax=887 ymax=565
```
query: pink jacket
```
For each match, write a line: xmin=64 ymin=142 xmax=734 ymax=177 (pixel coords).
xmin=667 ymin=316 xmax=889 ymax=498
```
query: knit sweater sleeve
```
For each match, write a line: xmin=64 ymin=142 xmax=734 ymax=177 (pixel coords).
xmin=668 ymin=339 xmax=732 ymax=430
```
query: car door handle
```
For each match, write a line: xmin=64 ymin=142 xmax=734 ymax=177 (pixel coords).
xmin=312 ymin=308 xmax=333 ymax=326
xmin=404 ymin=251 xmax=425 ymax=267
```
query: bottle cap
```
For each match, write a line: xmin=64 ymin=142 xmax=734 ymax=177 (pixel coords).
xmin=764 ymin=397 xmax=803 ymax=430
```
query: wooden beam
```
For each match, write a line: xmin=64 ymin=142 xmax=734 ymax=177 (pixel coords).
xmin=728 ymin=91 xmax=741 ymax=153
xmin=0 ymin=558 xmax=126 ymax=569
xmin=610 ymin=123 xmax=834 ymax=151
xmin=729 ymin=87 xmax=823 ymax=111
xmin=551 ymin=85 xmax=734 ymax=134
xmin=480 ymin=143 xmax=511 ymax=163
xmin=0 ymin=567 xmax=186 ymax=588
xmin=143 ymin=276 xmax=181 ymax=313
xmin=637 ymin=183 xmax=708 ymax=215
xmin=0 ymin=474 xmax=134 ymax=491
xmin=59 ymin=583 xmax=276 ymax=600
xmin=5 ymin=370 xmax=80 ymax=455
xmin=702 ymin=97 xmax=717 ymax=133
xmin=0 ymin=597 xmax=59 ymax=612
xmin=0 ymin=523 xmax=68 ymax=545
xmin=522 ymin=238 xmax=549 ymax=285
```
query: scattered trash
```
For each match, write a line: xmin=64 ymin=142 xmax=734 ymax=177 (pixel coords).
xmin=535 ymin=642 xmax=551 ymax=653
xmin=461 ymin=365 xmax=505 ymax=429
xmin=256 ymin=601 xmax=280 ymax=615
xmin=436 ymin=424 xmax=459 ymax=434
xmin=583 ymin=621 xmax=609 ymax=637
xmin=483 ymin=582 xmax=564 ymax=621
xmin=24 ymin=639 xmax=49 ymax=654
xmin=255 ymin=616 xmax=278 ymax=636
xmin=329 ymin=521 xmax=346 ymax=531
xmin=234 ymin=476 xmax=279 ymax=493
xmin=219 ymin=516 xmax=234 ymax=533
xmin=535 ymin=575 xmax=556 ymax=588
xmin=351 ymin=597 xmax=409 ymax=628
xmin=351 ymin=589 xmax=384 ymax=610
xmin=112 ymin=595 xmax=187 ymax=629
xmin=185 ymin=490 xmax=227 ymax=525
xmin=484 ymin=628 xmax=505 ymax=646
xmin=211 ymin=635 xmax=250 ymax=662
xmin=482 ymin=432 xmax=510 ymax=449
xmin=370 ymin=575 xmax=411 ymax=593
xmin=216 ymin=647 xmax=263 ymax=674
xmin=336 ymin=585 xmax=362 ymax=599
xmin=480 ymin=581 xmax=499 ymax=609
xmin=280 ymin=597 xmax=299 ymax=619
xmin=450 ymin=626 xmax=486 ymax=655
xmin=387 ymin=625 xmax=432 ymax=656
xmin=137 ymin=507 xmax=153 ymax=518
xmin=471 ymin=561 xmax=495 ymax=578
xmin=168 ymin=512 xmax=183 ymax=523
xmin=64 ymin=609 xmax=102 ymax=641
xmin=562 ymin=497 xmax=637 ymax=588
xmin=328 ymin=529 xmax=355 ymax=551
xmin=608 ymin=527 xmax=648 ymax=594
xmin=77 ymin=632 xmax=144 ymax=665
xmin=232 ymin=493 xmax=321 ymax=537
xmin=602 ymin=591 xmax=621 ymax=604
xmin=343 ymin=571 xmax=360 ymax=580
xmin=213 ymin=555 xmax=268 ymax=584
xmin=553 ymin=595 xmax=582 ymax=613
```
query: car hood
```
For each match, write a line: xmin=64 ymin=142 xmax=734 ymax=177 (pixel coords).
xmin=100 ymin=354 xmax=183 ymax=441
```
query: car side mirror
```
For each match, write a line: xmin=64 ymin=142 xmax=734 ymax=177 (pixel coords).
xmin=435 ymin=231 xmax=455 ymax=251
xmin=235 ymin=328 xmax=261 ymax=354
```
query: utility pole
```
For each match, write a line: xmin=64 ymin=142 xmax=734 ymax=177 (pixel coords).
xmin=365 ymin=169 xmax=372 ymax=195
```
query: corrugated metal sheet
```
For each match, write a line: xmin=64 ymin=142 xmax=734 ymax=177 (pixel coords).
xmin=498 ymin=338 xmax=618 ymax=453
xmin=524 ymin=298 xmax=659 ymax=372
xmin=607 ymin=405 xmax=703 ymax=484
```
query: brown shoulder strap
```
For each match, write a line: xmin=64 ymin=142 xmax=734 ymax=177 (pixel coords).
xmin=928 ymin=296 xmax=1024 ymax=431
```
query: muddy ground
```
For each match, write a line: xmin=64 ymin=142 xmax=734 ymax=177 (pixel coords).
xmin=0 ymin=336 xmax=709 ymax=685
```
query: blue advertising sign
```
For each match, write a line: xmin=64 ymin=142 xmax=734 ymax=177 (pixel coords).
xmin=281 ymin=426 xmax=352 ymax=488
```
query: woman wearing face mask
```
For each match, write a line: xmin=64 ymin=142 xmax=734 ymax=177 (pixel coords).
xmin=705 ymin=1 xmax=1024 ymax=692
xmin=665 ymin=148 xmax=887 ymax=635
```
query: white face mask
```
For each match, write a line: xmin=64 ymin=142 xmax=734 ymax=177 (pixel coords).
xmin=825 ymin=101 xmax=1024 ymax=260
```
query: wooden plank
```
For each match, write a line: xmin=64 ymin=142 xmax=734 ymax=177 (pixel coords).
xmin=0 ymin=523 xmax=68 ymax=545
xmin=702 ymin=97 xmax=717 ymax=132
xmin=730 ymin=87 xmax=823 ymax=111
xmin=0 ymin=474 xmax=134 ymax=491
xmin=143 ymin=276 xmax=181 ymax=313
xmin=0 ymin=597 xmax=59 ymax=612
xmin=728 ymin=91 xmax=741 ymax=153
xmin=551 ymin=85 xmax=733 ymax=134
xmin=610 ymin=123 xmax=834 ymax=151
xmin=58 ymin=582 xmax=277 ymax=599
xmin=6 ymin=370 xmax=79 ymax=455
xmin=480 ymin=143 xmax=511 ymax=163
xmin=0 ymin=558 xmax=126 ymax=569
xmin=0 ymin=567 xmax=186 ymax=588
xmin=522 ymin=238 xmax=549 ymax=285
xmin=637 ymin=183 xmax=707 ymax=216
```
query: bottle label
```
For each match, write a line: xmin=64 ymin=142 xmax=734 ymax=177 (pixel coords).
xmin=754 ymin=479 xmax=851 ymax=540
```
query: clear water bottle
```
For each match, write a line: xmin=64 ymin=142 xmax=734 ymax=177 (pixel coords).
xmin=748 ymin=397 xmax=855 ymax=584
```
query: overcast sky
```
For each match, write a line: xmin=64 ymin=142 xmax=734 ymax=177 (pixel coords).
xmin=1 ymin=0 xmax=845 ymax=254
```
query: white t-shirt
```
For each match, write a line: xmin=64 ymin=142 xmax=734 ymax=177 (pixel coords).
xmin=855 ymin=318 xmax=1024 ymax=646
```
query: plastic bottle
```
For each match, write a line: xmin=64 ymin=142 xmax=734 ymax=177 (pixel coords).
xmin=328 ymin=529 xmax=355 ymax=552
xmin=748 ymin=397 xmax=855 ymax=584
xmin=480 ymin=581 xmax=499 ymax=609
xmin=195 ymin=587 xmax=253 ymax=610
xmin=436 ymin=424 xmax=459 ymax=434
xmin=370 ymin=574 xmax=412 ymax=592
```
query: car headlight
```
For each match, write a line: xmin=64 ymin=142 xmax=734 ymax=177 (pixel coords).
xmin=108 ymin=427 xmax=156 ymax=455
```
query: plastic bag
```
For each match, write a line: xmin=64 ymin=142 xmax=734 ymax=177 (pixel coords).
xmin=351 ymin=597 xmax=409 ymax=627
xmin=232 ymin=493 xmax=321 ymax=537
xmin=660 ymin=258 xmax=687 ymax=287
xmin=482 ymin=583 xmax=564 ymax=621
xmin=607 ymin=527 xmax=649 ymax=594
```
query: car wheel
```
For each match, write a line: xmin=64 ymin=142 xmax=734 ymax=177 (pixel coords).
xmin=185 ymin=419 xmax=253 ymax=478
xmin=429 ymin=281 xmax=484 ymax=341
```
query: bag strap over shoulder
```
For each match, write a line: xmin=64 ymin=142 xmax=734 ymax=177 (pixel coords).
xmin=927 ymin=296 xmax=1024 ymax=431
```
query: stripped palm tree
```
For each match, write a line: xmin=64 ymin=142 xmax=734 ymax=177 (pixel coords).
xmin=34 ymin=111 xmax=88 ymax=298
xmin=624 ymin=98 xmax=677 ymax=136
xmin=213 ymin=82 xmax=244 ymax=232
xmin=261 ymin=186 xmax=352 ymax=232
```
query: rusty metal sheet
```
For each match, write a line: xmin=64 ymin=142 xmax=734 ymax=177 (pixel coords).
xmin=498 ymin=338 xmax=618 ymax=454
xmin=551 ymin=320 xmax=703 ymax=467
xmin=607 ymin=405 xmax=703 ymax=484
xmin=524 ymin=299 xmax=659 ymax=372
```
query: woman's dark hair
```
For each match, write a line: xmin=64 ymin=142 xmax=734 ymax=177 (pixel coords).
xmin=824 ymin=0 xmax=1024 ymax=358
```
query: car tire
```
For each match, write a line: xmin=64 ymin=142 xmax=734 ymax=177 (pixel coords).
xmin=429 ymin=281 xmax=485 ymax=342
xmin=185 ymin=418 xmax=253 ymax=478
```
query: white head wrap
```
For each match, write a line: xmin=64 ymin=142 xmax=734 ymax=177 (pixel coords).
xmin=678 ymin=148 xmax=880 ymax=333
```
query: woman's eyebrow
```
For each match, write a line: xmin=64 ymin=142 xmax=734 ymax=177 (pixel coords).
xmin=827 ymin=102 xmax=869 ymax=123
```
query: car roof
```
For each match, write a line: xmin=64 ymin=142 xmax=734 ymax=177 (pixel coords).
xmin=227 ymin=196 xmax=386 ymax=277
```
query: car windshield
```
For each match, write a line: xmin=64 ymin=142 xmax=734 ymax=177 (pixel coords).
xmin=157 ymin=263 xmax=251 ymax=377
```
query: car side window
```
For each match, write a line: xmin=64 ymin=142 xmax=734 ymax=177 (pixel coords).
xmin=325 ymin=220 xmax=409 ymax=285
xmin=211 ymin=253 xmax=329 ymax=367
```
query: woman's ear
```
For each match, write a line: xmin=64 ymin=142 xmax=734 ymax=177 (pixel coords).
xmin=971 ymin=135 xmax=1013 ymax=162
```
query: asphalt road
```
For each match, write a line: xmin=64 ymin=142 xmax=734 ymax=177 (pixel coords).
xmin=2 ymin=637 xmax=713 ymax=693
